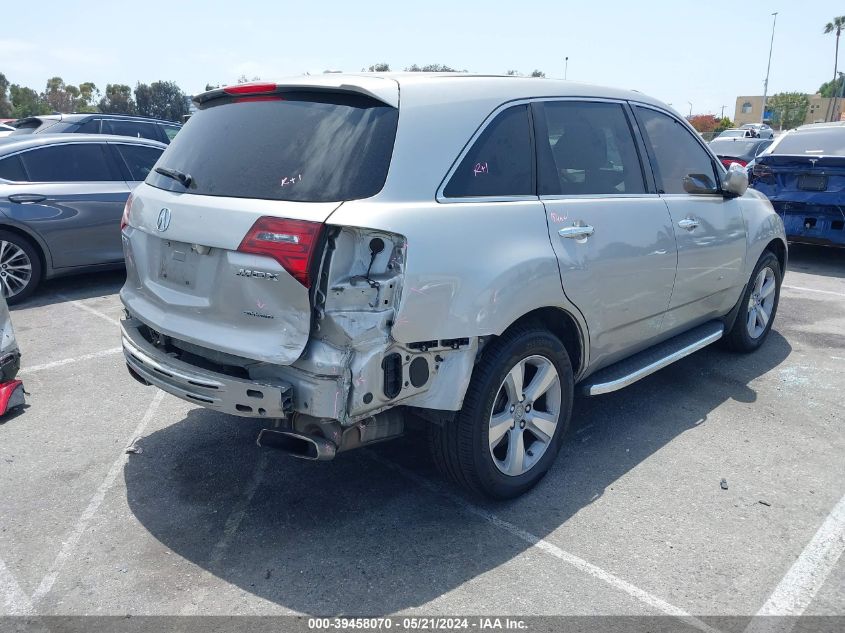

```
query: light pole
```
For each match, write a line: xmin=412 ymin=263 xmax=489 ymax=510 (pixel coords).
xmin=687 ymin=101 xmax=693 ymax=117
xmin=564 ymin=57 xmax=569 ymax=80
xmin=761 ymin=11 xmax=778 ymax=123
xmin=720 ymin=105 xmax=727 ymax=118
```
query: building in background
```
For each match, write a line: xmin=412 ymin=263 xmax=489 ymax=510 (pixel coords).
xmin=735 ymin=95 xmax=842 ymax=127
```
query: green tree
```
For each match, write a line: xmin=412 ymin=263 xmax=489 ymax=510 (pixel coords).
xmin=134 ymin=81 xmax=187 ymax=122
xmin=98 ymin=84 xmax=136 ymax=114
xmin=364 ymin=63 xmax=390 ymax=72
xmin=767 ymin=92 xmax=810 ymax=130
xmin=42 ymin=76 xmax=76 ymax=112
xmin=824 ymin=16 xmax=845 ymax=120
xmin=77 ymin=82 xmax=100 ymax=112
xmin=9 ymin=84 xmax=48 ymax=118
xmin=405 ymin=63 xmax=462 ymax=72
xmin=505 ymin=69 xmax=521 ymax=76
xmin=0 ymin=73 xmax=12 ymax=118
xmin=530 ymin=70 xmax=546 ymax=78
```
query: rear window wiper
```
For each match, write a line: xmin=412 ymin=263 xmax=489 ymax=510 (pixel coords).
xmin=155 ymin=166 xmax=193 ymax=188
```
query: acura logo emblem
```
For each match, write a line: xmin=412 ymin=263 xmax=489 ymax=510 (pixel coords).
xmin=157 ymin=208 xmax=171 ymax=232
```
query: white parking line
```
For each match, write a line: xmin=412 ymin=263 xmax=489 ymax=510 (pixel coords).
xmin=743 ymin=492 xmax=845 ymax=633
xmin=0 ymin=554 xmax=34 ymax=615
xmin=59 ymin=296 xmax=121 ymax=327
xmin=364 ymin=451 xmax=723 ymax=633
xmin=782 ymin=285 xmax=845 ymax=298
xmin=20 ymin=347 xmax=122 ymax=375
xmin=180 ymin=452 xmax=270 ymax=615
xmin=29 ymin=390 xmax=165 ymax=605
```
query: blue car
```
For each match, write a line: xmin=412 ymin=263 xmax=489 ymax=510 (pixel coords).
xmin=750 ymin=123 xmax=845 ymax=247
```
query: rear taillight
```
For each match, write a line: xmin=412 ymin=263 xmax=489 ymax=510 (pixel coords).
xmin=237 ymin=217 xmax=323 ymax=288
xmin=751 ymin=163 xmax=774 ymax=183
xmin=120 ymin=193 xmax=133 ymax=232
xmin=721 ymin=158 xmax=747 ymax=168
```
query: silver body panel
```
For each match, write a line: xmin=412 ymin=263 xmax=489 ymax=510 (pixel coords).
xmin=120 ymin=75 xmax=787 ymax=425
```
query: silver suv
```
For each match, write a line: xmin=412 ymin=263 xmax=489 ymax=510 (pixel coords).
xmin=120 ymin=75 xmax=787 ymax=499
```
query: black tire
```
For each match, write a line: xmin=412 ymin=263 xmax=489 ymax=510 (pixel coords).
xmin=429 ymin=325 xmax=574 ymax=499
xmin=0 ymin=230 xmax=42 ymax=305
xmin=722 ymin=251 xmax=781 ymax=352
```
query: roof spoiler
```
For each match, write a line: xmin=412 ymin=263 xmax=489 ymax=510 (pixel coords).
xmin=193 ymin=77 xmax=400 ymax=109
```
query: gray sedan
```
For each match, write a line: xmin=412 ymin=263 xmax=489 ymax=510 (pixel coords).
xmin=0 ymin=134 xmax=165 ymax=303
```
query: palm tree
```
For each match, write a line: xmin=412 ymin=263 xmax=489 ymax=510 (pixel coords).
xmin=824 ymin=16 xmax=845 ymax=121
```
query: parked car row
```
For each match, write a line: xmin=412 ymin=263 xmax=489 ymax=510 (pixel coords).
xmin=9 ymin=113 xmax=181 ymax=145
xmin=0 ymin=134 xmax=165 ymax=301
xmin=709 ymin=137 xmax=772 ymax=168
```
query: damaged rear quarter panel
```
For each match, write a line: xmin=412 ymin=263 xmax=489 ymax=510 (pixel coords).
xmin=315 ymin=198 xmax=578 ymax=417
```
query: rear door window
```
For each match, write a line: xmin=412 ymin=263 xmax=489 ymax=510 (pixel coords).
xmin=18 ymin=144 xmax=121 ymax=182
xmin=74 ymin=118 xmax=101 ymax=134
xmin=443 ymin=105 xmax=533 ymax=198
xmin=0 ymin=156 xmax=27 ymax=181
xmin=114 ymin=144 xmax=164 ymax=181
xmin=535 ymin=101 xmax=646 ymax=195
xmin=102 ymin=120 xmax=161 ymax=141
xmin=148 ymin=91 xmax=398 ymax=202
xmin=635 ymin=106 xmax=719 ymax=195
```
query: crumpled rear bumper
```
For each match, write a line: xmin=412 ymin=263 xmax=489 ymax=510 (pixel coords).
xmin=121 ymin=317 xmax=293 ymax=419
xmin=771 ymin=201 xmax=845 ymax=246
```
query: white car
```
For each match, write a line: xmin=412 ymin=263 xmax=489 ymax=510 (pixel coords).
xmin=119 ymin=75 xmax=786 ymax=498
xmin=718 ymin=128 xmax=755 ymax=139
xmin=0 ymin=124 xmax=15 ymax=138
xmin=740 ymin=123 xmax=775 ymax=139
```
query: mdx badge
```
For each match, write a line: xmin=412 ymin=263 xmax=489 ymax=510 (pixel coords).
xmin=236 ymin=269 xmax=279 ymax=281
xmin=156 ymin=208 xmax=171 ymax=232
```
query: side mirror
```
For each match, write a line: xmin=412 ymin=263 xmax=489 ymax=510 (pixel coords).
xmin=721 ymin=163 xmax=748 ymax=197
xmin=683 ymin=173 xmax=718 ymax=195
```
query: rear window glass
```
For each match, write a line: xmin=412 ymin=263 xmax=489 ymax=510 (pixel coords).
xmin=772 ymin=128 xmax=845 ymax=155
xmin=709 ymin=140 xmax=761 ymax=155
xmin=147 ymin=92 xmax=398 ymax=202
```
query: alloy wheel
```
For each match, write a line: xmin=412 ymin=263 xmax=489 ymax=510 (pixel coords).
xmin=0 ymin=240 xmax=33 ymax=299
xmin=746 ymin=266 xmax=776 ymax=339
xmin=488 ymin=355 xmax=561 ymax=477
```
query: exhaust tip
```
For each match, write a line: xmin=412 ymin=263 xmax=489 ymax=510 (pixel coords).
xmin=257 ymin=429 xmax=336 ymax=461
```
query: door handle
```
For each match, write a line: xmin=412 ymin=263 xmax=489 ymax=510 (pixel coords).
xmin=8 ymin=194 xmax=47 ymax=204
xmin=558 ymin=224 xmax=595 ymax=240
xmin=677 ymin=218 xmax=699 ymax=231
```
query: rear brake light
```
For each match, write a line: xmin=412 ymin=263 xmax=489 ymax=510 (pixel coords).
xmin=237 ymin=217 xmax=323 ymax=288
xmin=752 ymin=163 xmax=774 ymax=182
xmin=223 ymin=82 xmax=278 ymax=95
xmin=721 ymin=158 xmax=747 ymax=168
xmin=120 ymin=193 xmax=133 ymax=232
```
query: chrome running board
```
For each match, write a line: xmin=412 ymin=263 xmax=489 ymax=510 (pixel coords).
xmin=581 ymin=321 xmax=724 ymax=396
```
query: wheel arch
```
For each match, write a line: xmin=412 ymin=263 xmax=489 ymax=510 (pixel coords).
xmin=763 ymin=237 xmax=787 ymax=273
xmin=486 ymin=306 xmax=586 ymax=379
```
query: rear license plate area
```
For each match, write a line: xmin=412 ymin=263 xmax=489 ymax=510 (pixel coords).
xmin=798 ymin=174 xmax=827 ymax=191
xmin=159 ymin=240 xmax=200 ymax=287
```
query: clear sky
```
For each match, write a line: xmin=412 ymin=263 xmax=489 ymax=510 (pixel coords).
xmin=3 ymin=1 xmax=844 ymax=118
